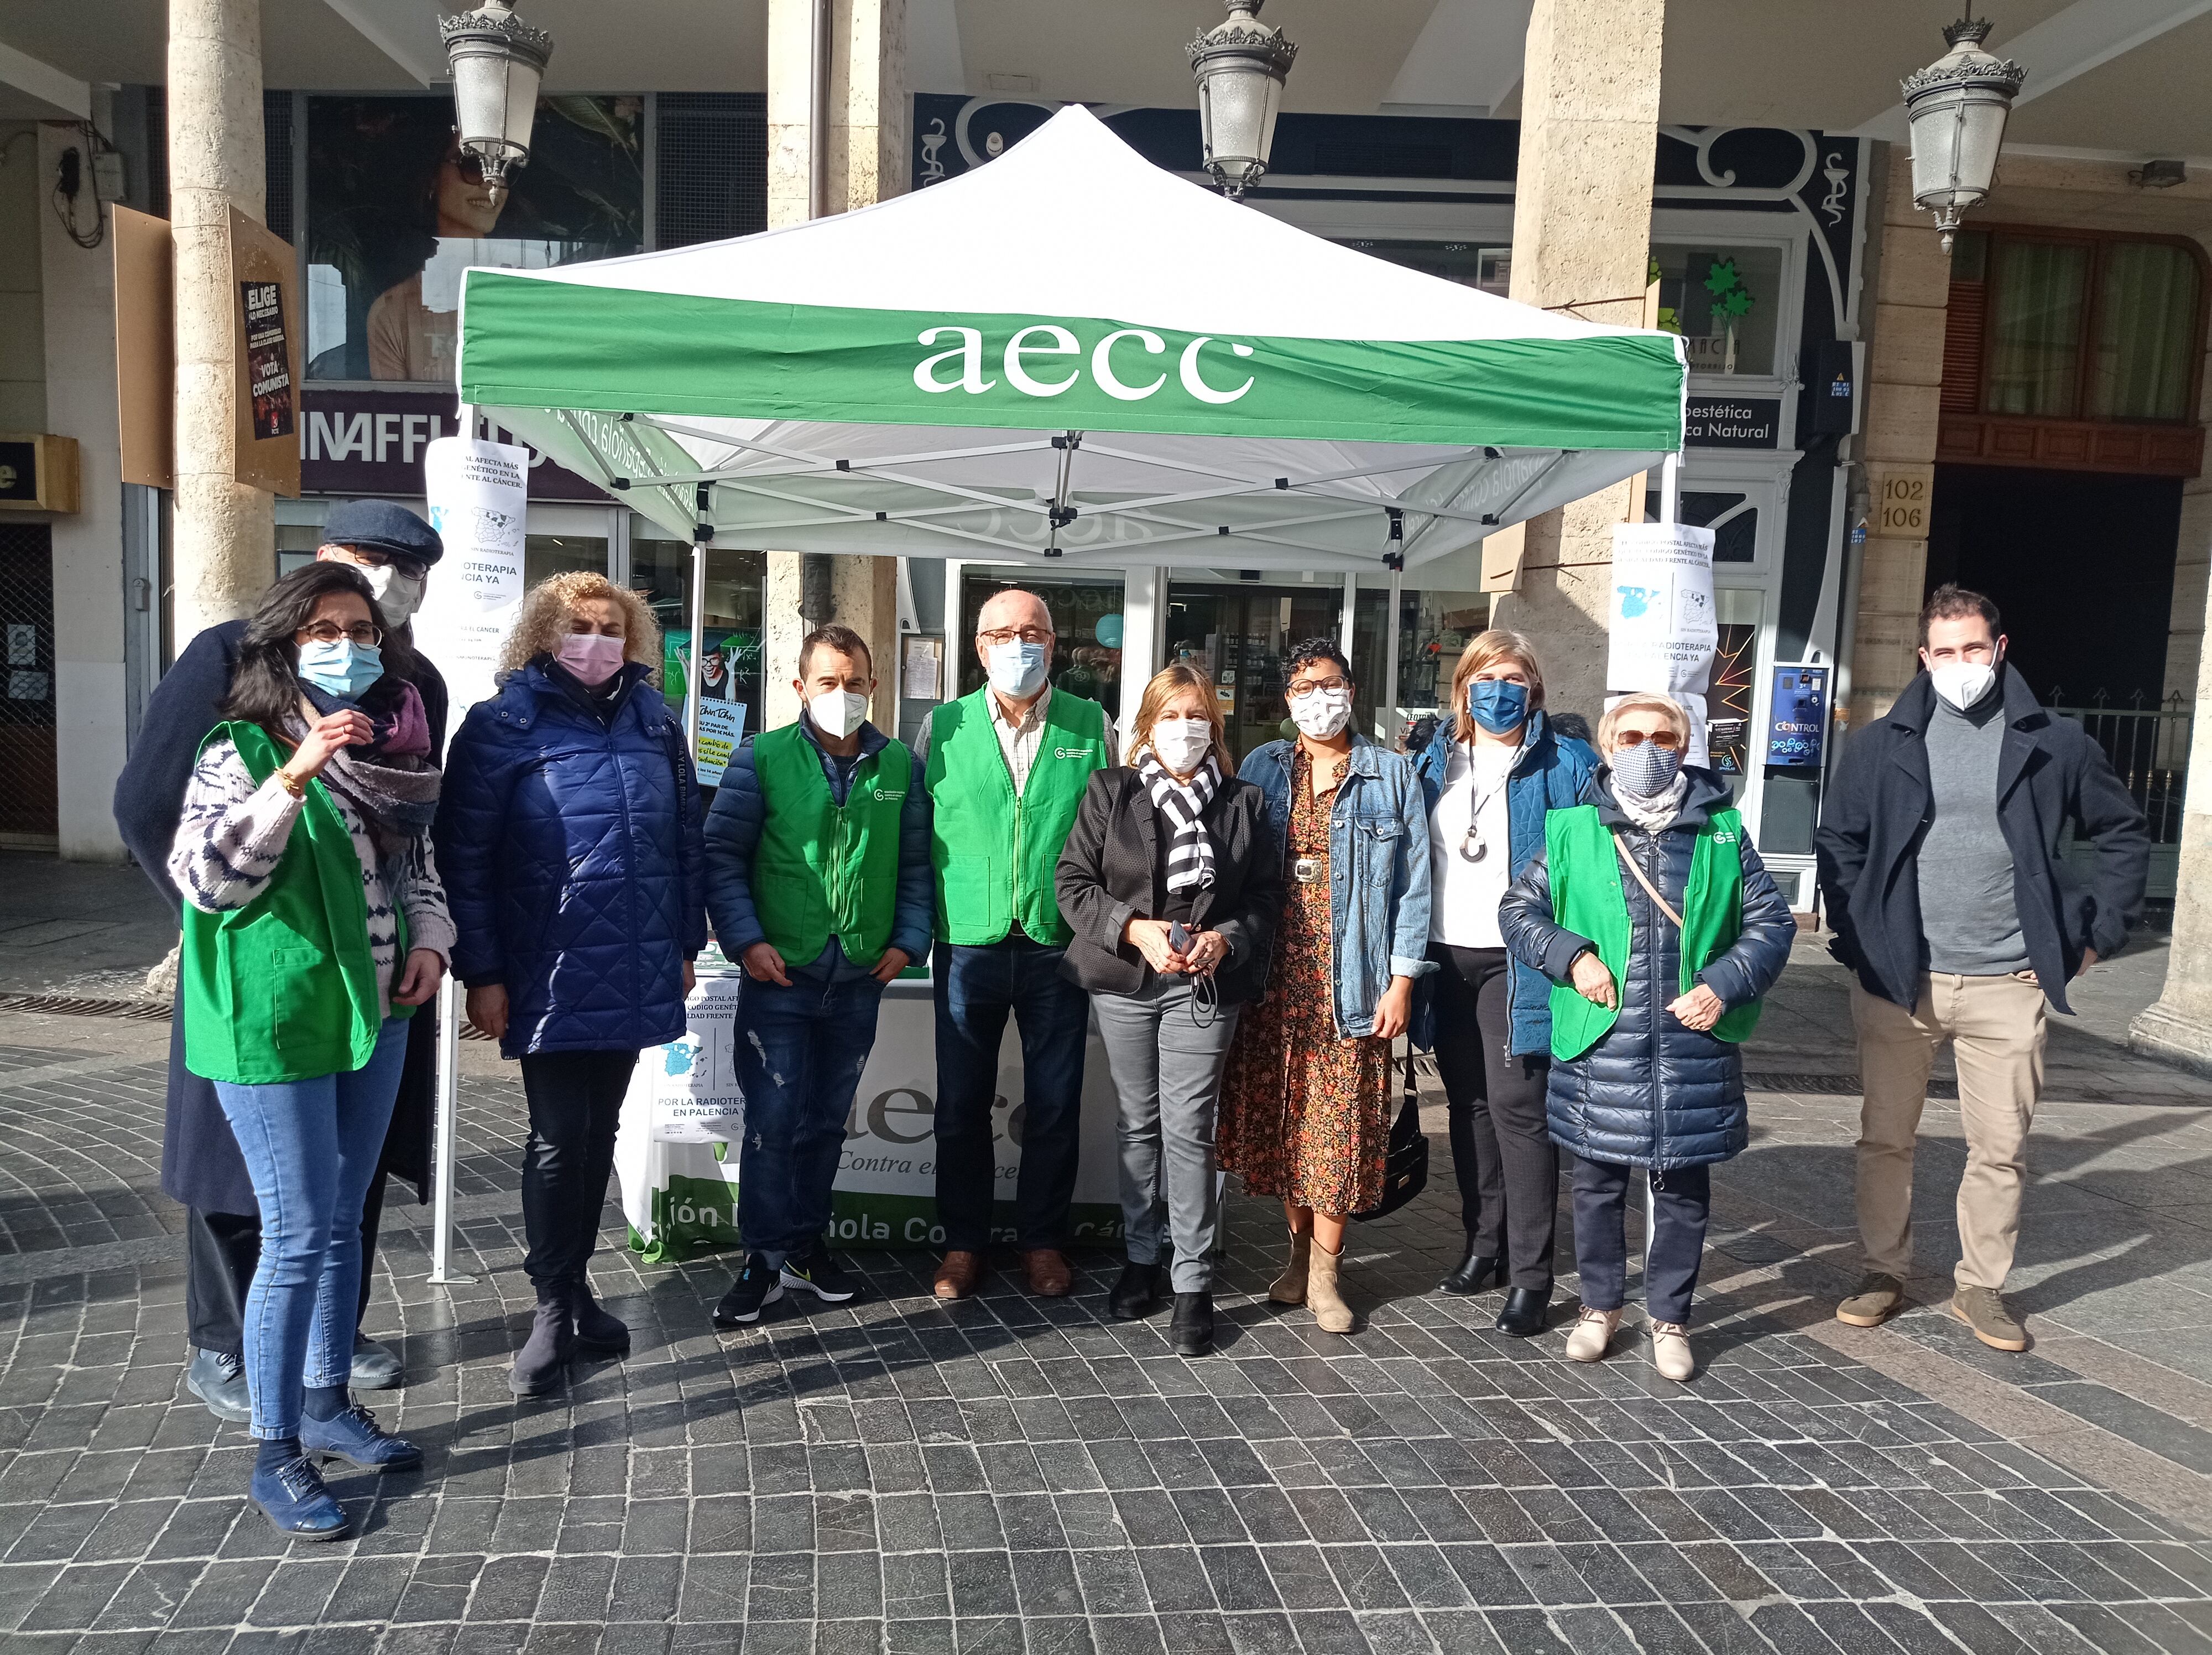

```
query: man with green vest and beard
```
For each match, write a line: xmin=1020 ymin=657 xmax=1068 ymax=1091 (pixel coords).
xmin=919 ymin=587 xmax=1114 ymax=1300
xmin=702 ymin=625 xmax=934 ymax=1325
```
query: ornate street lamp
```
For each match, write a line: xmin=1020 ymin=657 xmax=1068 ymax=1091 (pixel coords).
xmin=1900 ymin=16 xmax=2026 ymax=253
xmin=1186 ymin=0 xmax=1298 ymax=198
xmin=439 ymin=0 xmax=555 ymax=186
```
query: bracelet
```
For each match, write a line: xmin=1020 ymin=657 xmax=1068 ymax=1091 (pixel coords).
xmin=275 ymin=768 xmax=306 ymax=799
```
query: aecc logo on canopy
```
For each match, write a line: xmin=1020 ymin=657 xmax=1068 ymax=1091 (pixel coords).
xmin=914 ymin=325 xmax=1256 ymax=405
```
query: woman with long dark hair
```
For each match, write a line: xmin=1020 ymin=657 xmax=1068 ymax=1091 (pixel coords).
xmin=170 ymin=562 xmax=452 ymax=1537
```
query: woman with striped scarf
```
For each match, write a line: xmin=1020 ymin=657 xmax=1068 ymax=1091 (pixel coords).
xmin=1056 ymin=664 xmax=1284 ymax=1356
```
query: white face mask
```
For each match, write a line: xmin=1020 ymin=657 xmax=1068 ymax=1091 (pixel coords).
xmin=1288 ymin=685 xmax=1352 ymax=740
xmin=807 ymin=688 xmax=870 ymax=740
xmin=360 ymin=562 xmax=427 ymax=627
xmin=1149 ymin=715 xmax=1213 ymax=775
xmin=1928 ymin=659 xmax=1999 ymax=711
xmin=985 ymin=639 xmax=1050 ymax=700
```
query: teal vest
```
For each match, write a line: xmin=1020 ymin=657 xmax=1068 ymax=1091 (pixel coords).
xmin=180 ymin=721 xmax=404 ymax=1085
xmin=924 ymin=686 xmax=1107 ymax=946
xmin=750 ymin=721 xmax=910 ymax=967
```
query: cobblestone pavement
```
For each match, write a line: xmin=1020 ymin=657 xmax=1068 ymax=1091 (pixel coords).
xmin=4 ymin=925 xmax=2212 ymax=1653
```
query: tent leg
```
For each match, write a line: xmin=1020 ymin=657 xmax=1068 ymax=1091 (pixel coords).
xmin=1658 ymin=451 xmax=1682 ymax=525
xmin=427 ymin=974 xmax=474 ymax=1285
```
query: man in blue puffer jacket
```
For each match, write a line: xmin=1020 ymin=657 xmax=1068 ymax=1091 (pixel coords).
xmin=435 ymin=573 xmax=707 ymax=1397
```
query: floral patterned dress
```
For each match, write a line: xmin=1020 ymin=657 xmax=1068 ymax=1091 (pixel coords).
xmin=1218 ymin=746 xmax=1392 ymax=1215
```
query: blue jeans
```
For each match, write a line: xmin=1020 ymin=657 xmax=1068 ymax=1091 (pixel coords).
xmin=735 ymin=965 xmax=886 ymax=1264
xmin=932 ymin=938 xmax=1089 ymax=1252
xmin=213 ymin=1017 xmax=411 ymax=1440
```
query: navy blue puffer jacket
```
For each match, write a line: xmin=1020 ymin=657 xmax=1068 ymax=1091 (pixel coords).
xmin=436 ymin=660 xmax=707 ymax=1058
xmin=1498 ymin=768 xmax=1794 ymax=1169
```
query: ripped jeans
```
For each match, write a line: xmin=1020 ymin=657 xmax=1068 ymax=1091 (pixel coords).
xmin=734 ymin=947 xmax=888 ymax=1267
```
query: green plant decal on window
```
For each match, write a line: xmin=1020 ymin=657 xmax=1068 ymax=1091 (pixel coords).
xmin=1704 ymin=257 xmax=1755 ymax=320
xmin=1648 ymin=254 xmax=1681 ymax=335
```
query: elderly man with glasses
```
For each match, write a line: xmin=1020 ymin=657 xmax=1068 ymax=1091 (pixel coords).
xmin=912 ymin=587 xmax=1117 ymax=1300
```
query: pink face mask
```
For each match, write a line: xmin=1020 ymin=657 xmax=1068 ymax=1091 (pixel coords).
xmin=555 ymin=630 xmax=627 ymax=686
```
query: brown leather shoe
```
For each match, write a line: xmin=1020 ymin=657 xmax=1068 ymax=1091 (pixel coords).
xmin=1022 ymin=1248 xmax=1072 ymax=1297
xmin=933 ymin=1251 xmax=983 ymax=1301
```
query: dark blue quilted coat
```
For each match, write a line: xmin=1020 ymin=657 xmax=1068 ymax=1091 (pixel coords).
xmin=1498 ymin=768 xmax=1794 ymax=1170
xmin=435 ymin=660 xmax=707 ymax=1058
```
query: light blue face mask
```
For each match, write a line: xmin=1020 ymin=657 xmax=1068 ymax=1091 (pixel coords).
xmin=298 ymin=637 xmax=384 ymax=700
xmin=986 ymin=639 xmax=1050 ymax=699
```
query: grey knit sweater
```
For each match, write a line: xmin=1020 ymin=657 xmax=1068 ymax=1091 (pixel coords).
xmin=1916 ymin=690 xmax=2031 ymax=975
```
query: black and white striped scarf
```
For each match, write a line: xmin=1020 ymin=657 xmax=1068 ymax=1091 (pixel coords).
xmin=1138 ymin=748 xmax=1219 ymax=892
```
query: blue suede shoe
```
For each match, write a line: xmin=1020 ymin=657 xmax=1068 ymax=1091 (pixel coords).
xmin=300 ymin=1399 xmax=424 ymax=1471
xmin=251 ymin=1453 xmax=351 ymax=1540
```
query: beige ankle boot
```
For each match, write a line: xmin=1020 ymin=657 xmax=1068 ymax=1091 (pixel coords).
xmin=1268 ymin=1231 xmax=1311 ymax=1305
xmin=1306 ymin=1239 xmax=1355 ymax=1334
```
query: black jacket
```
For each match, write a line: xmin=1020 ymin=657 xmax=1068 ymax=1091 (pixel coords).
xmin=112 ymin=619 xmax=450 ymax=1213
xmin=1054 ymin=766 xmax=1284 ymax=1005
xmin=1499 ymin=769 xmax=1796 ymax=1170
xmin=1813 ymin=668 xmax=2148 ymax=1015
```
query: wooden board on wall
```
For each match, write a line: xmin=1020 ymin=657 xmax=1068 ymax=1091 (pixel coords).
xmin=112 ymin=206 xmax=173 ymax=490
xmin=228 ymin=207 xmax=301 ymax=498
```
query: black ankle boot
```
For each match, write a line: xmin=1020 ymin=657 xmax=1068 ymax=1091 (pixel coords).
xmin=510 ymin=1288 xmax=576 ymax=1397
xmin=1494 ymin=1286 xmax=1552 ymax=1338
xmin=1109 ymin=1261 xmax=1163 ymax=1320
xmin=1170 ymin=1291 xmax=1215 ymax=1357
xmin=1439 ymin=1242 xmax=1501 ymax=1296
xmin=570 ymin=1281 xmax=630 ymax=1355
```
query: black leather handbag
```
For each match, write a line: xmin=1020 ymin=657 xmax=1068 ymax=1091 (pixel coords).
xmin=1353 ymin=1052 xmax=1429 ymax=1222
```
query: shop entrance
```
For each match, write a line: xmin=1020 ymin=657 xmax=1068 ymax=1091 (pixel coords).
xmin=1165 ymin=580 xmax=1382 ymax=769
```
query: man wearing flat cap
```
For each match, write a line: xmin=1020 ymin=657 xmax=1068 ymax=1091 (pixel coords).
xmin=113 ymin=501 xmax=451 ymax=1418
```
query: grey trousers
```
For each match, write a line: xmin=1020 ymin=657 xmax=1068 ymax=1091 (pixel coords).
xmin=1092 ymin=975 xmax=1241 ymax=1292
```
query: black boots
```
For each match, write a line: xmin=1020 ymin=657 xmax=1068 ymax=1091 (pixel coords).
xmin=1495 ymin=1287 xmax=1552 ymax=1338
xmin=1110 ymin=1261 xmax=1164 ymax=1320
xmin=1439 ymin=1241 xmax=1502 ymax=1296
xmin=509 ymin=1287 xmax=576 ymax=1397
xmin=1170 ymin=1292 xmax=1215 ymax=1357
xmin=570 ymin=1281 xmax=630 ymax=1354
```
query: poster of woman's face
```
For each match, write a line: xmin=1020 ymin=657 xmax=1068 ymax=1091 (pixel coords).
xmin=306 ymin=95 xmax=643 ymax=383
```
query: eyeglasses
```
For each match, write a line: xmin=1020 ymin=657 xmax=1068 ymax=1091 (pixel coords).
xmin=978 ymin=626 xmax=1053 ymax=647
xmin=442 ymin=150 xmax=490 ymax=185
xmin=1287 ymin=675 xmax=1348 ymax=699
xmin=1613 ymin=728 xmax=1683 ymax=751
xmin=298 ymin=621 xmax=383 ymax=648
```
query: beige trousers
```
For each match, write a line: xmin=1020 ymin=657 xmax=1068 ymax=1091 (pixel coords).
xmin=1851 ymin=972 xmax=2047 ymax=1292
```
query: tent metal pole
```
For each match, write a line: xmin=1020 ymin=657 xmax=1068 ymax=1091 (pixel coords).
xmin=688 ymin=482 xmax=710 ymax=761
xmin=429 ymin=399 xmax=476 ymax=1289
xmin=1658 ymin=451 xmax=1682 ymax=525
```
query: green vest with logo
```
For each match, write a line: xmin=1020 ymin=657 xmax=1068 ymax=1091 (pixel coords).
xmin=181 ymin=721 xmax=405 ymax=1085
xmin=925 ymin=686 xmax=1107 ymax=946
xmin=1544 ymin=803 xmax=1762 ymax=1062
xmin=750 ymin=721 xmax=911 ymax=968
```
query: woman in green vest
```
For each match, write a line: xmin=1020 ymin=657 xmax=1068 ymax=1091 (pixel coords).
xmin=169 ymin=563 xmax=453 ymax=1537
xmin=1498 ymin=691 xmax=1793 ymax=1382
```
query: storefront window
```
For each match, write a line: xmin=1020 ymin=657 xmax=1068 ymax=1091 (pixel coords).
xmin=1652 ymin=243 xmax=1784 ymax=377
xmin=1343 ymin=241 xmax=1511 ymax=296
xmin=955 ymin=570 xmax=1125 ymax=724
xmin=1706 ymin=588 xmax=1763 ymax=800
xmin=1983 ymin=238 xmax=2089 ymax=417
xmin=1164 ymin=580 xmax=1345 ymax=767
xmin=1393 ymin=587 xmax=1490 ymax=730
xmin=521 ymin=534 xmax=607 ymax=592
xmin=306 ymin=95 xmax=643 ymax=383
xmin=275 ymin=523 xmax=321 ymax=579
xmin=632 ymin=533 xmax=767 ymax=734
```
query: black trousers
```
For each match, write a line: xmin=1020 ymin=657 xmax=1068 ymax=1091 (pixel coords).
xmin=185 ymin=1170 xmax=389 ymax=1358
xmin=519 ymin=1049 xmax=638 ymax=1291
xmin=1571 ymin=1155 xmax=1710 ymax=1326
xmin=1429 ymin=943 xmax=1557 ymax=1291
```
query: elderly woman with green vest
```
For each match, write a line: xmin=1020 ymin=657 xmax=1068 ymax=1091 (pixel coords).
xmin=169 ymin=562 xmax=453 ymax=1538
xmin=701 ymin=624 xmax=933 ymax=1326
xmin=1498 ymin=690 xmax=1793 ymax=1382
xmin=916 ymin=587 xmax=1115 ymax=1302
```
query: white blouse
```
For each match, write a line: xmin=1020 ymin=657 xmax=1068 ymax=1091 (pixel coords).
xmin=1427 ymin=738 xmax=1519 ymax=949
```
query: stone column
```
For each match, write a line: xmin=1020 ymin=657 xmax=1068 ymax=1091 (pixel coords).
xmin=1490 ymin=0 xmax=1664 ymax=719
xmin=1845 ymin=150 xmax=1948 ymax=731
xmin=168 ymin=0 xmax=270 ymax=642
xmin=762 ymin=0 xmax=907 ymax=732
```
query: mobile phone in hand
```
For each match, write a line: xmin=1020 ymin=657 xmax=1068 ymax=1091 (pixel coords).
xmin=1168 ymin=922 xmax=1191 ymax=955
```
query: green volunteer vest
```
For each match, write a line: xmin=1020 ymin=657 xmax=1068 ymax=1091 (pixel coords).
xmin=750 ymin=721 xmax=911 ymax=968
xmin=180 ymin=721 xmax=405 ymax=1085
xmin=925 ymin=685 xmax=1107 ymax=946
xmin=1545 ymin=803 xmax=1762 ymax=1062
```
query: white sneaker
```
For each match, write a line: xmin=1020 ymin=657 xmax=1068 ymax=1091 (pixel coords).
xmin=1564 ymin=1306 xmax=1620 ymax=1362
xmin=1651 ymin=1320 xmax=1695 ymax=1382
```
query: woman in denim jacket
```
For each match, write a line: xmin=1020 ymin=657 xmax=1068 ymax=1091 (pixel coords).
xmin=1218 ymin=638 xmax=1433 ymax=1334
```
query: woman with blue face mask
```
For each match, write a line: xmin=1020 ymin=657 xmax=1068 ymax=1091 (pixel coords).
xmin=1411 ymin=631 xmax=1597 ymax=1338
xmin=168 ymin=563 xmax=453 ymax=1538
xmin=1498 ymin=691 xmax=1794 ymax=1383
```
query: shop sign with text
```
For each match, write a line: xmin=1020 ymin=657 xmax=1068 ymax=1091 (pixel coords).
xmin=1685 ymin=397 xmax=1781 ymax=449
xmin=299 ymin=389 xmax=606 ymax=501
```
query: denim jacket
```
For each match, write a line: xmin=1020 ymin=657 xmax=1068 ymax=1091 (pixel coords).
xmin=1238 ymin=736 xmax=1434 ymax=1039
xmin=1410 ymin=709 xmax=1599 ymax=1055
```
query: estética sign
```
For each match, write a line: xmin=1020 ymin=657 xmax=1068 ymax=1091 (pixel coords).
xmin=413 ymin=436 xmax=529 ymax=736
xmin=1684 ymin=396 xmax=1781 ymax=449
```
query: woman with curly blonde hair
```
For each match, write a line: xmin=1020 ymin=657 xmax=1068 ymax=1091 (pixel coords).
xmin=435 ymin=569 xmax=706 ymax=1397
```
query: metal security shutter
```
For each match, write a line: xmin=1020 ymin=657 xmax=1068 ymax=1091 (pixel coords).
xmin=0 ymin=525 xmax=58 ymax=841
xmin=655 ymin=93 xmax=767 ymax=248
xmin=263 ymin=90 xmax=294 ymax=243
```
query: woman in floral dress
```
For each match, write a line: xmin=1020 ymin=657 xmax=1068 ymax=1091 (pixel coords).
xmin=1221 ymin=639 xmax=1432 ymax=1333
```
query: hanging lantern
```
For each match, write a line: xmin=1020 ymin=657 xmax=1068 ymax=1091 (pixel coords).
xmin=439 ymin=0 xmax=555 ymax=187
xmin=1186 ymin=1 xmax=1298 ymax=199
xmin=1900 ymin=16 xmax=2026 ymax=253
